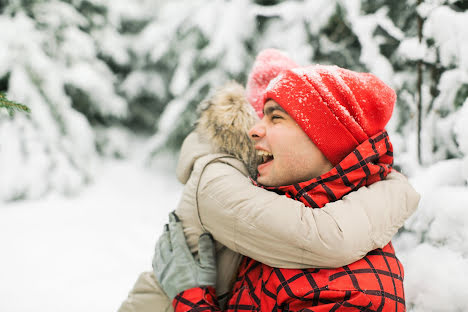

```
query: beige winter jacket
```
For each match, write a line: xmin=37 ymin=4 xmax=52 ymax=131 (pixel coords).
xmin=118 ymin=83 xmax=420 ymax=312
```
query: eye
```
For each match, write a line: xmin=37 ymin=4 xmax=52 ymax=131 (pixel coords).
xmin=271 ymin=114 xmax=282 ymax=121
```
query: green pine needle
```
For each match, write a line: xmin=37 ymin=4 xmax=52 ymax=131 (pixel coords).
xmin=0 ymin=92 xmax=31 ymax=113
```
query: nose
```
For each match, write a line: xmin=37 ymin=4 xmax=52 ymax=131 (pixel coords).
xmin=249 ymin=120 xmax=266 ymax=140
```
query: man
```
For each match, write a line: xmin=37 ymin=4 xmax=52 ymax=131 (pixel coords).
xmin=153 ymin=60 xmax=413 ymax=311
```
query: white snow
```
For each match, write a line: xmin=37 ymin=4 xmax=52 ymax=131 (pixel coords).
xmin=0 ymin=156 xmax=182 ymax=312
xmin=65 ymin=62 xmax=128 ymax=118
xmin=423 ymin=6 xmax=468 ymax=70
xmin=0 ymin=1 xmax=133 ymax=202
xmin=142 ymin=69 xmax=225 ymax=157
xmin=397 ymin=243 xmax=468 ymax=312
xmin=343 ymin=3 xmax=395 ymax=86
xmin=454 ymin=99 xmax=468 ymax=181
xmin=33 ymin=1 xmax=87 ymax=29
xmin=197 ymin=0 xmax=253 ymax=74
xmin=121 ymin=70 xmax=167 ymax=101
xmin=398 ymin=38 xmax=426 ymax=61
xmin=393 ymin=159 xmax=468 ymax=312
xmin=254 ymin=0 xmax=334 ymax=65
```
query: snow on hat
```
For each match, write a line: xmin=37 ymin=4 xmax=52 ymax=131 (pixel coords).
xmin=263 ymin=65 xmax=396 ymax=165
xmin=246 ymin=49 xmax=298 ymax=117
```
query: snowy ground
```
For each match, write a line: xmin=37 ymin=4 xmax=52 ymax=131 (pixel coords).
xmin=393 ymin=159 xmax=468 ymax=312
xmin=0 ymin=157 xmax=182 ymax=312
xmin=1 ymin=155 xmax=468 ymax=311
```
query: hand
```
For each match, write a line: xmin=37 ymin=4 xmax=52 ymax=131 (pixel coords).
xmin=152 ymin=211 xmax=217 ymax=300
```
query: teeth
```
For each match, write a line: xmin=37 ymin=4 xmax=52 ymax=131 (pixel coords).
xmin=257 ymin=150 xmax=273 ymax=157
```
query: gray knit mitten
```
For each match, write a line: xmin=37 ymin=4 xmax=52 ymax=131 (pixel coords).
xmin=152 ymin=212 xmax=216 ymax=300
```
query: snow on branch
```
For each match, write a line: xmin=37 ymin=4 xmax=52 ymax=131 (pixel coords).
xmin=0 ymin=92 xmax=30 ymax=114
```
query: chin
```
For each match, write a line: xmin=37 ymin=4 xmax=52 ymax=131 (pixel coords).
xmin=256 ymin=175 xmax=272 ymax=186
xmin=257 ymin=176 xmax=281 ymax=187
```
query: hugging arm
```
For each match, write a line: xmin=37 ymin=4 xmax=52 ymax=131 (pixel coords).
xmin=152 ymin=213 xmax=220 ymax=311
xmin=197 ymin=161 xmax=420 ymax=268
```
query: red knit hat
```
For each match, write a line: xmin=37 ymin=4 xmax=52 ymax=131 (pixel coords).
xmin=263 ymin=65 xmax=396 ymax=165
xmin=246 ymin=49 xmax=298 ymax=118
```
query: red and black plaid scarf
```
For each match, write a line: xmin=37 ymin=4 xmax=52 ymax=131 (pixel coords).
xmin=174 ymin=130 xmax=405 ymax=311
xmin=257 ymin=130 xmax=393 ymax=207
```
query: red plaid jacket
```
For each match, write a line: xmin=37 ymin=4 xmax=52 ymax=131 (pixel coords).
xmin=173 ymin=131 xmax=405 ymax=311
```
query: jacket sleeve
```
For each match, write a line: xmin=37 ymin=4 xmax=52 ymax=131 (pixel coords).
xmin=197 ymin=162 xmax=420 ymax=269
xmin=173 ymin=287 xmax=220 ymax=311
xmin=118 ymin=271 xmax=174 ymax=312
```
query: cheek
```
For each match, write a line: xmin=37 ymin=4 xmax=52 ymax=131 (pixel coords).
xmin=274 ymin=146 xmax=304 ymax=176
xmin=284 ymin=136 xmax=319 ymax=170
xmin=272 ymin=132 xmax=304 ymax=160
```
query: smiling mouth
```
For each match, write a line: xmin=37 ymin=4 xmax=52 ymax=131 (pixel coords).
xmin=257 ymin=150 xmax=274 ymax=164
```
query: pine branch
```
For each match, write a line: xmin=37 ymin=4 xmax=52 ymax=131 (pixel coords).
xmin=0 ymin=92 xmax=31 ymax=113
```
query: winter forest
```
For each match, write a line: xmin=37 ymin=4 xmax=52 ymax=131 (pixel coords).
xmin=1 ymin=0 xmax=468 ymax=311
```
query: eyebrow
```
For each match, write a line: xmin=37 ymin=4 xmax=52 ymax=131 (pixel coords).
xmin=263 ymin=104 xmax=286 ymax=116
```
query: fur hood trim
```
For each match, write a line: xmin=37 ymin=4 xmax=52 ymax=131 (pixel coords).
xmin=195 ymin=81 xmax=261 ymax=177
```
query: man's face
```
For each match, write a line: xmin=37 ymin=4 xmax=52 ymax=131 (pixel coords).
xmin=249 ymin=100 xmax=333 ymax=186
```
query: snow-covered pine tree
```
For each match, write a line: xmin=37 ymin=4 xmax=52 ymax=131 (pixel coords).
xmin=389 ymin=4 xmax=468 ymax=311
xmin=357 ymin=0 xmax=468 ymax=171
xmin=135 ymin=0 xmax=258 ymax=159
xmin=138 ymin=0 xmax=405 ymax=164
xmin=2 ymin=0 xmax=467 ymax=201
xmin=416 ymin=1 xmax=468 ymax=166
xmin=0 ymin=1 xmax=92 ymax=201
xmin=141 ymin=0 xmax=361 ymax=159
xmin=141 ymin=0 xmax=468 ymax=176
xmin=0 ymin=0 xmax=145 ymax=201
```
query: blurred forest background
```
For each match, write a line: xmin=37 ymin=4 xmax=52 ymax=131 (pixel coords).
xmin=1 ymin=0 xmax=468 ymax=311
xmin=1 ymin=0 xmax=467 ymax=201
